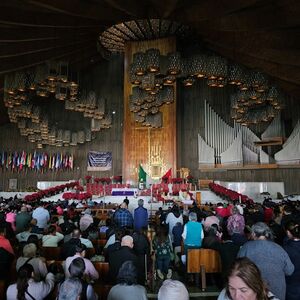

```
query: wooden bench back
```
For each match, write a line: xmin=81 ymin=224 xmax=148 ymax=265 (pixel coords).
xmin=187 ymin=248 xmax=221 ymax=273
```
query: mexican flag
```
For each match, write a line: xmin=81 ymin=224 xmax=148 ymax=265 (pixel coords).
xmin=138 ymin=164 xmax=159 ymax=187
xmin=138 ymin=164 xmax=147 ymax=183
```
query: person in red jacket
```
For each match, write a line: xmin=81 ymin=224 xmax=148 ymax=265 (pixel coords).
xmin=0 ymin=225 xmax=14 ymax=255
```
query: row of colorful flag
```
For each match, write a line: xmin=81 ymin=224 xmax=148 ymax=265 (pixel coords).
xmin=0 ymin=150 xmax=74 ymax=171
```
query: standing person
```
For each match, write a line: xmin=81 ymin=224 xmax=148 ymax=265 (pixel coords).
xmin=227 ymin=206 xmax=245 ymax=236
xmin=113 ymin=203 xmax=133 ymax=228
xmin=133 ymin=199 xmax=148 ymax=231
xmin=123 ymin=197 xmax=129 ymax=209
xmin=182 ymin=212 xmax=204 ymax=254
xmin=107 ymin=261 xmax=148 ymax=300
xmin=237 ymin=222 xmax=294 ymax=300
xmin=32 ymin=203 xmax=50 ymax=231
xmin=165 ymin=205 xmax=183 ymax=242
xmin=6 ymin=264 xmax=55 ymax=300
xmin=217 ymin=257 xmax=280 ymax=300
xmin=109 ymin=235 xmax=144 ymax=284
xmin=153 ymin=227 xmax=173 ymax=280
xmin=172 ymin=222 xmax=183 ymax=264
xmin=283 ymin=221 xmax=300 ymax=300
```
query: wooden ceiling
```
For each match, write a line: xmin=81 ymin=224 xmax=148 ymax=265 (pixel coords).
xmin=0 ymin=0 xmax=300 ymax=125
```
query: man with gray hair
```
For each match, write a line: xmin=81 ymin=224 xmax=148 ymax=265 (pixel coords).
xmin=238 ymin=222 xmax=294 ymax=300
xmin=182 ymin=212 xmax=204 ymax=254
xmin=58 ymin=278 xmax=82 ymax=300
xmin=158 ymin=279 xmax=189 ymax=300
xmin=133 ymin=199 xmax=148 ymax=231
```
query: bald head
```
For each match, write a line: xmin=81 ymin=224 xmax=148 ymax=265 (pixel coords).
xmin=72 ymin=229 xmax=81 ymax=239
xmin=121 ymin=235 xmax=134 ymax=248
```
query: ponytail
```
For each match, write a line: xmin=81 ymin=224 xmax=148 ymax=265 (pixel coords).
xmin=17 ymin=264 xmax=34 ymax=300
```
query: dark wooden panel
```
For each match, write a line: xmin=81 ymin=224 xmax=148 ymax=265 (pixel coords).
xmin=0 ymin=56 xmax=124 ymax=190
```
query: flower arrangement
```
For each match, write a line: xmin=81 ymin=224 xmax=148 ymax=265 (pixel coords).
xmin=24 ymin=181 xmax=79 ymax=202
xmin=62 ymin=191 xmax=92 ymax=200
xmin=94 ymin=177 xmax=101 ymax=183
xmin=85 ymin=175 xmax=92 ymax=183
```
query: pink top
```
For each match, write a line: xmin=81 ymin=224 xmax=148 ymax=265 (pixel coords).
xmin=6 ymin=212 xmax=16 ymax=231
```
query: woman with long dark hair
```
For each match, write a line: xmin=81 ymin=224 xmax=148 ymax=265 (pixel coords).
xmin=6 ymin=263 xmax=55 ymax=300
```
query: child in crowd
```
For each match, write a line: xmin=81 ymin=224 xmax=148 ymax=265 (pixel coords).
xmin=153 ymin=226 xmax=174 ymax=280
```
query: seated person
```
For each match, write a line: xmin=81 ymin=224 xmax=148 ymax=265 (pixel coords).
xmin=107 ymin=261 xmax=147 ymax=300
xmin=6 ymin=264 xmax=55 ymax=300
xmin=16 ymin=223 xmax=42 ymax=243
xmin=42 ymin=225 xmax=64 ymax=247
xmin=64 ymin=242 xmax=99 ymax=281
xmin=63 ymin=257 xmax=98 ymax=299
xmin=16 ymin=243 xmax=48 ymax=281
xmin=158 ymin=279 xmax=189 ymax=300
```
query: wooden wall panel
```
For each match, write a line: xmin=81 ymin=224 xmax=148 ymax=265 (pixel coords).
xmin=123 ymin=38 xmax=177 ymax=183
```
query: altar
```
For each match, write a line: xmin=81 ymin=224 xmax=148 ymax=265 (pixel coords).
xmin=111 ymin=188 xmax=138 ymax=197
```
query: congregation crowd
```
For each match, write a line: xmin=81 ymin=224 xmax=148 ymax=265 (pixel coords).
xmin=0 ymin=193 xmax=299 ymax=300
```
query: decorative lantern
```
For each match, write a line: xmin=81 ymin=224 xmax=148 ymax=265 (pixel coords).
xmin=146 ymin=48 xmax=160 ymax=73
xmin=167 ymin=52 xmax=181 ymax=75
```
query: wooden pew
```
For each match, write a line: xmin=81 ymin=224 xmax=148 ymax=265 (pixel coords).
xmin=42 ymin=247 xmax=62 ymax=260
xmin=187 ymin=248 xmax=222 ymax=291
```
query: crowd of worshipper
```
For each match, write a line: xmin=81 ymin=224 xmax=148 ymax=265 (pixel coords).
xmin=0 ymin=194 xmax=299 ymax=300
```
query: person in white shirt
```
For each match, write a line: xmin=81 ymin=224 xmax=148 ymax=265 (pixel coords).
xmin=42 ymin=225 xmax=64 ymax=247
xmin=71 ymin=228 xmax=94 ymax=249
xmin=16 ymin=224 xmax=42 ymax=243
xmin=7 ymin=263 xmax=55 ymax=300
xmin=32 ymin=204 xmax=50 ymax=230
xmin=165 ymin=206 xmax=183 ymax=242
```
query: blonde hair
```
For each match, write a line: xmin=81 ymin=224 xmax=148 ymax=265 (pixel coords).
xmin=23 ymin=243 xmax=37 ymax=257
